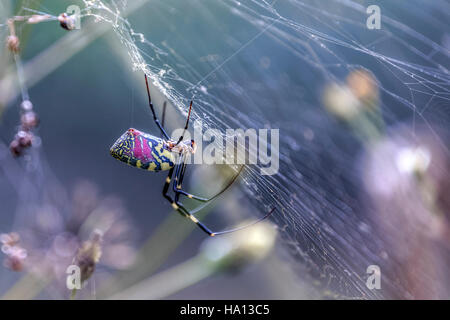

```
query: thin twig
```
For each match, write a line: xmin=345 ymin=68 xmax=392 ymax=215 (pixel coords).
xmin=0 ymin=0 xmax=153 ymax=110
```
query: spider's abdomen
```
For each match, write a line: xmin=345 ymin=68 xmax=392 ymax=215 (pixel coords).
xmin=110 ymin=128 xmax=175 ymax=171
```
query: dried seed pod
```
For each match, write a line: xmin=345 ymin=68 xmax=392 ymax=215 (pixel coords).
xmin=322 ymin=82 xmax=360 ymax=121
xmin=20 ymin=100 xmax=33 ymax=112
xmin=9 ymin=139 xmax=22 ymax=157
xmin=4 ymin=255 xmax=24 ymax=271
xmin=346 ymin=69 xmax=379 ymax=109
xmin=3 ymin=247 xmax=27 ymax=272
xmin=58 ymin=13 xmax=76 ymax=31
xmin=16 ymin=130 xmax=33 ymax=148
xmin=73 ymin=230 xmax=103 ymax=283
xmin=21 ymin=111 xmax=39 ymax=130
xmin=6 ymin=35 xmax=20 ymax=53
xmin=0 ymin=232 xmax=20 ymax=248
xmin=1 ymin=232 xmax=27 ymax=272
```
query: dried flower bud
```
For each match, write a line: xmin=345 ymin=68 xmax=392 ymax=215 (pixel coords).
xmin=21 ymin=111 xmax=39 ymax=130
xmin=0 ymin=232 xmax=20 ymax=247
xmin=322 ymin=83 xmax=361 ymax=121
xmin=9 ymin=139 xmax=22 ymax=157
xmin=17 ymin=130 xmax=33 ymax=148
xmin=4 ymin=252 xmax=26 ymax=271
xmin=347 ymin=69 xmax=379 ymax=106
xmin=1 ymin=232 xmax=27 ymax=272
xmin=58 ymin=13 xmax=76 ymax=31
xmin=6 ymin=35 xmax=20 ymax=53
xmin=73 ymin=230 xmax=103 ymax=283
xmin=20 ymin=100 xmax=33 ymax=112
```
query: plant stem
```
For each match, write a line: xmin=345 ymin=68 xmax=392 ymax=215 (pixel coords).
xmin=1 ymin=272 xmax=52 ymax=300
xmin=108 ymin=255 xmax=215 ymax=299
xmin=70 ymin=288 xmax=77 ymax=300
xmin=97 ymin=211 xmax=203 ymax=298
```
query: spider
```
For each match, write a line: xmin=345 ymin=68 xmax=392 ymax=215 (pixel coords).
xmin=110 ymin=74 xmax=274 ymax=236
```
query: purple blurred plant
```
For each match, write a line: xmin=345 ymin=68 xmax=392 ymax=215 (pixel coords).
xmin=361 ymin=126 xmax=450 ymax=299
xmin=2 ymin=180 xmax=138 ymax=298
xmin=1 ymin=232 xmax=27 ymax=272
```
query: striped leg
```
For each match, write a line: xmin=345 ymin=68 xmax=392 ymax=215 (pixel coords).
xmin=173 ymin=164 xmax=244 ymax=203
xmin=145 ymin=74 xmax=170 ymax=140
xmin=169 ymin=163 xmax=275 ymax=236
xmin=162 ymin=160 xmax=274 ymax=236
xmin=162 ymin=166 xmax=215 ymax=235
xmin=162 ymin=167 xmax=175 ymax=203
xmin=171 ymin=189 xmax=275 ymax=236
xmin=161 ymin=101 xmax=167 ymax=130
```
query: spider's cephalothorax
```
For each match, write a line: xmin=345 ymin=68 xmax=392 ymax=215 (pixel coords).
xmin=109 ymin=74 xmax=274 ymax=237
xmin=110 ymin=128 xmax=196 ymax=172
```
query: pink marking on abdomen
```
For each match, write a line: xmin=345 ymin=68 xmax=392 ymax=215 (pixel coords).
xmin=133 ymin=135 xmax=154 ymax=163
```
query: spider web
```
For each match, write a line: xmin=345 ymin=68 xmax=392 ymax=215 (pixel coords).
xmin=3 ymin=0 xmax=450 ymax=299
xmin=56 ymin=0 xmax=450 ymax=299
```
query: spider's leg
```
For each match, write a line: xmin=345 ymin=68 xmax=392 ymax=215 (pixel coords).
xmin=161 ymin=165 xmax=214 ymax=235
xmin=162 ymin=167 xmax=176 ymax=203
xmin=173 ymin=162 xmax=207 ymax=202
xmin=174 ymin=100 xmax=193 ymax=146
xmin=169 ymin=162 xmax=274 ymax=236
xmin=173 ymin=165 xmax=244 ymax=203
xmin=161 ymin=101 xmax=167 ymax=130
xmin=173 ymin=161 xmax=186 ymax=191
xmin=172 ymin=201 xmax=216 ymax=236
xmin=162 ymin=156 xmax=191 ymax=215
xmin=144 ymin=74 xmax=170 ymax=140
xmin=172 ymin=193 xmax=275 ymax=237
